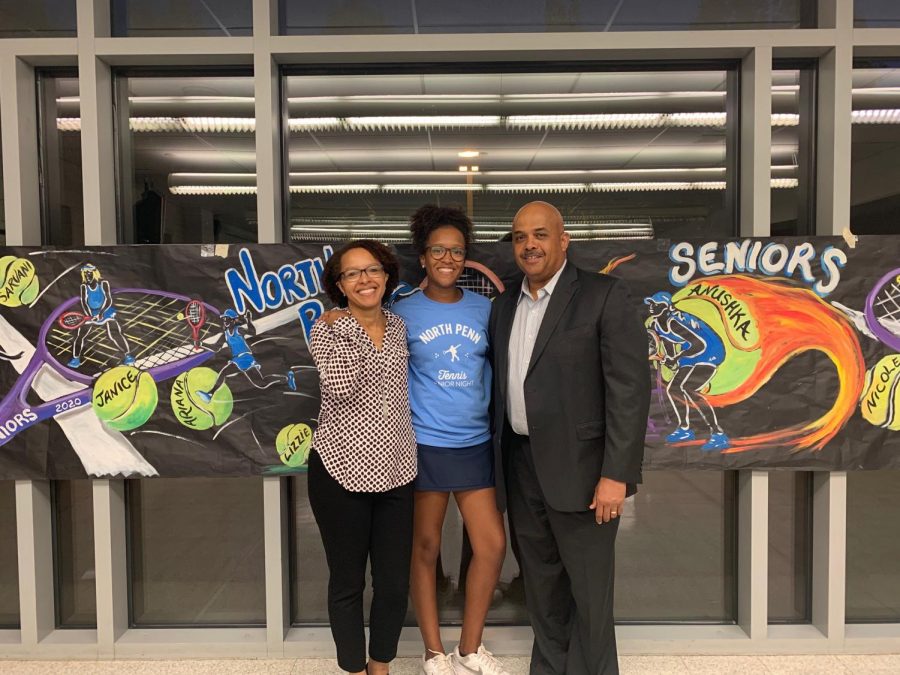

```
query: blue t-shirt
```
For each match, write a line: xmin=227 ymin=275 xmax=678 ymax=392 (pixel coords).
xmin=392 ymin=288 xmax=492 ymax=448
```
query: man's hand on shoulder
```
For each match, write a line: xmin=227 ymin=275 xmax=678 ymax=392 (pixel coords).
xmin=590 ymin=477 xmax=626 ymax=524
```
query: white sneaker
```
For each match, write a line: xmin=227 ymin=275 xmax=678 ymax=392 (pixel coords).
xmin=451 ymin=645 xmax=510 ymax=675
xmin=422 ymin=649 xmax=457 ymax=675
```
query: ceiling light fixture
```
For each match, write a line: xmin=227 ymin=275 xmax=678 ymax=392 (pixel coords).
xmin=290 ymin=184 xmax=380 ymax=194
xmin=57 ymin=110 xmax=900 ymax=134
xmin=382 ymin=184 xmax=483 ymax=192
xmin=169 ymin=178 xmax=797 ymax=196
xmin=345 ymin=115 xmax=501 ymax=130
xmin=485 ymin=184 xmax=588 ymax=193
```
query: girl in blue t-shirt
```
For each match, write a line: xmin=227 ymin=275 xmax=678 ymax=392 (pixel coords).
xmin=392 ymin=205 xmax=509 ymax=675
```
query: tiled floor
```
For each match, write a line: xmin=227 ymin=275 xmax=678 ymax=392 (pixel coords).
xmin=2 ymin=655 xmax=900 ymax=674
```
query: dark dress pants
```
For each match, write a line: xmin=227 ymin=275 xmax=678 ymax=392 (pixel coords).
xmin=506 ymin=433 xmax=620 ymax=675
xmin=308 ymin=450 xmax=415 ymax=672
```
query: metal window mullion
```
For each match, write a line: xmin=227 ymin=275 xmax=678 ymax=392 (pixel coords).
xmin=815 ymin=0 xmax=853 ymax=235
xmin=263 ymin=476 xmax=289 ymax=655
xmin=92 ymin=479 xmax=128 ymax=657
xmin=738 ymin=470 xmax=769 ymax=639
xmin=812 ymin=471 xmax=846 ymax=641
xmin=0 ymin=55 xmax=41 ymax=246
xmin=254 ymin=0 xmax=282 ymax=243
xmin=15 ymin=480 xmax=55 ymax=646
xmin=740 ymin=45 xmax=773 ymax=237
xmin=77 ymin=0 xmax=116 ymax=245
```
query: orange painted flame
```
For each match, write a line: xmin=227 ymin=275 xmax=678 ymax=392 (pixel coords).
xmin=600 ymin=253 xmax=636 ymax=275
xmin=696 ymin=275 xmax=865 ymax=453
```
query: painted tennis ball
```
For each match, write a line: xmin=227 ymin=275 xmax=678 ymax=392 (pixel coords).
xmin=860 ymin=354 xmax=900 ymax=430
xmin=275 ymin=423 xmax=312 ymax=467
xmin=670 ymin=281 xmax=762 ymax=395
xmin=170 ymin=366 xmax=233 ymax=431
xmin=0 ymin=256 xmax=39 ymax=307
xmin=92 ymin=365 xmax=158 ymax=431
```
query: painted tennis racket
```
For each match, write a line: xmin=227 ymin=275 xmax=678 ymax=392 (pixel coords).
xmin=0 ymin=289 xmax=220 ymax=448
xmin=864 ymin=268 xmax=900 ymax=351
xmin=57 ymin=311 xmax=92 ymax=330
xmin=419 ymin=260 xmax=506 ymax=299
xmin=647 ymin=329 xmax=664 ymax=362
xmin=184 ymin=300 xmax=207 ymax=350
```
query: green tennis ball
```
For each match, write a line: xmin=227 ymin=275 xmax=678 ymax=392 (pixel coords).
xmin=170 ymin=366 xmax=233 ymax=431
xmin=0 ymin=256 xmax=39 ymax=307
xmin=860 ymin=354 xmax=900 ymax=430
xmin=276 ymin=423 xmax=312 ymax=467
xmin=92 ymin=365 xmax=158 ymax=431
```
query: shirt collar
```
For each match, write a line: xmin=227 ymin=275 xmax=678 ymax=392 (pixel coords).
xmin=518 ymin=259 xmax=567 ymax=304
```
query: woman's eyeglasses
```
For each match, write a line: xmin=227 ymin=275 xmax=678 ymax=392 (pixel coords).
xmin=340 ymin=264 xmax=385 ymax=282
xmin=427 ymin=246 xmax=466 ymax=262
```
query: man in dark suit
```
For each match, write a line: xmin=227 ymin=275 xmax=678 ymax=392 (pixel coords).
xmin=489 ymin=201 xmax=650 ymax=674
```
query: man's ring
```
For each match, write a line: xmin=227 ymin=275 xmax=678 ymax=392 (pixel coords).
xmin=611 ymin=511 xmax=618 ymax=516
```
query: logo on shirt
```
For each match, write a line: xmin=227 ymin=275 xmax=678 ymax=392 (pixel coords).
xmin=418 ymin=322 xmax=482 ymax=387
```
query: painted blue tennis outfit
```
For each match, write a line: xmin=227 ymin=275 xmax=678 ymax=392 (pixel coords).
xmin=224 ymin=328 xmax=258 ymax=371
xmin=656 ymin=310 xmax=725 ymax=367
xmin=393 ymin=289 xmax=493 ymax=491
xmin=85 ymin=283 xmax=115 ymax=323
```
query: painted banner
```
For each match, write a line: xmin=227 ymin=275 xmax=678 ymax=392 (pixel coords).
xmin=0 ymin=236 xmax=897 ymax=479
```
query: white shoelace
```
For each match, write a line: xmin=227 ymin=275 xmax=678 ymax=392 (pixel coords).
xmin=425 ymin=650 xmax=456 ymax=675
xmin=468 ymin=646 xmax=509 ymax=675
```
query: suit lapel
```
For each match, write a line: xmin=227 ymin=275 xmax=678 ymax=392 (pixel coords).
xmin=526 ymin=262 xmax=578 ymax=377
xmin=493 ymin=290 xmax=516 ymax=402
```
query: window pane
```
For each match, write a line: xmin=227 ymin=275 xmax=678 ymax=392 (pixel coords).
xmin=768 ymin=472 xmax=811 ymax=623
xmin=615 ymin=471 xmax=737 ymax=622
xmin=111 ymin=0 xmax=253 ymax=37
xmin=851 ymin=62 xmax=900 ymax=235
xmin=293 ymin=473 xmax=738 ymax=625
xmin=290 ymin=476 xmax=528 ymax=625
xmin=291 ymin=476 xmax=327 ymax=624
xmin=39 ymin=73 xmax=84 ymax=247
xmin=855 ymin=1 xmax=900 ymax=27
xmin=771 ymin=67 xmax=814 ymax=236
xmin=53 ymin=480 xmax=96 ymax=628
xmin=0 ymin=481 xmax=18 ymax=627
xmin=284 ymin=69 xmax=735 ymax=243
xmin=282 ymin=0 xmax=813 ymax=34
xmin=128 ymin=477 xmax=265 ymax=626
xmin=0 ymin=1 xmax=77 ymax=38
xmin=847 ymin=471 xmax=900 ymax=622
xmin=0 ymin=115 xmax=5 ymax=245
xmin=117 ymin=74 xmax=257 ymax=244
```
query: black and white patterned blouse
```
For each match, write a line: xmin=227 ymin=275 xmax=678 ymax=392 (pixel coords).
xmin=309 ymin=310 xmax=417 ymax=492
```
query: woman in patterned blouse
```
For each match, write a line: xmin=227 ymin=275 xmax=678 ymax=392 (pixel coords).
xmin=309 ymin=239 xmax=417 ymax=675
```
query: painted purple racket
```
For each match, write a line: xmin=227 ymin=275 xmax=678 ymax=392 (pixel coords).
xmin=0 ymin=289 xmax=220 ymax=447
xmin=865 ymin=269 xmax=900 ymax=351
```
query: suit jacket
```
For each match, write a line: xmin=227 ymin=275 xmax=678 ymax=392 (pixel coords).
xmin=489 ymin=261 xmax=651 ymax=513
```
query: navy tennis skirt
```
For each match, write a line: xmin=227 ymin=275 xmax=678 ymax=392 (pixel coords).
xmin=415 ymin=440 xmax=494 ymax=492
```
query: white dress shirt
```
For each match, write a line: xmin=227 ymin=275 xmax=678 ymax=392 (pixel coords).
xmin=506 ymin=261 xmax=568 ymax=435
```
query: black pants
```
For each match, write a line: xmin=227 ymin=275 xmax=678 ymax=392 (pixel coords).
xmin=308 ymin=450 xmax=415 ymax=672
xmin=506 ymin=434 xmax=620 ymax=675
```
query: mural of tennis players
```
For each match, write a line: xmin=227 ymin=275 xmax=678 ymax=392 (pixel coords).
xmin=196 ymin=308 xmax=297 ymax=403
xmin=68 ymin=263 xmax=134 ymax=369
xmin=644 ymin=291 xmax=730 ymax=451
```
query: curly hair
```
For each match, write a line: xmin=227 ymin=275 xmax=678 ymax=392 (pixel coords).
xmin=320 ymin=239 xmax=400 ymax=307
xmin=409 ymin=204 xmax=474 ymax=255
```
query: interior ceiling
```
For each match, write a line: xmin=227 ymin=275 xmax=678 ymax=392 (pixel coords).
xmin=117 ymin=71 xmax=737 ymax=179
xmin=49 ymin=67 xmax=900 ymax=233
